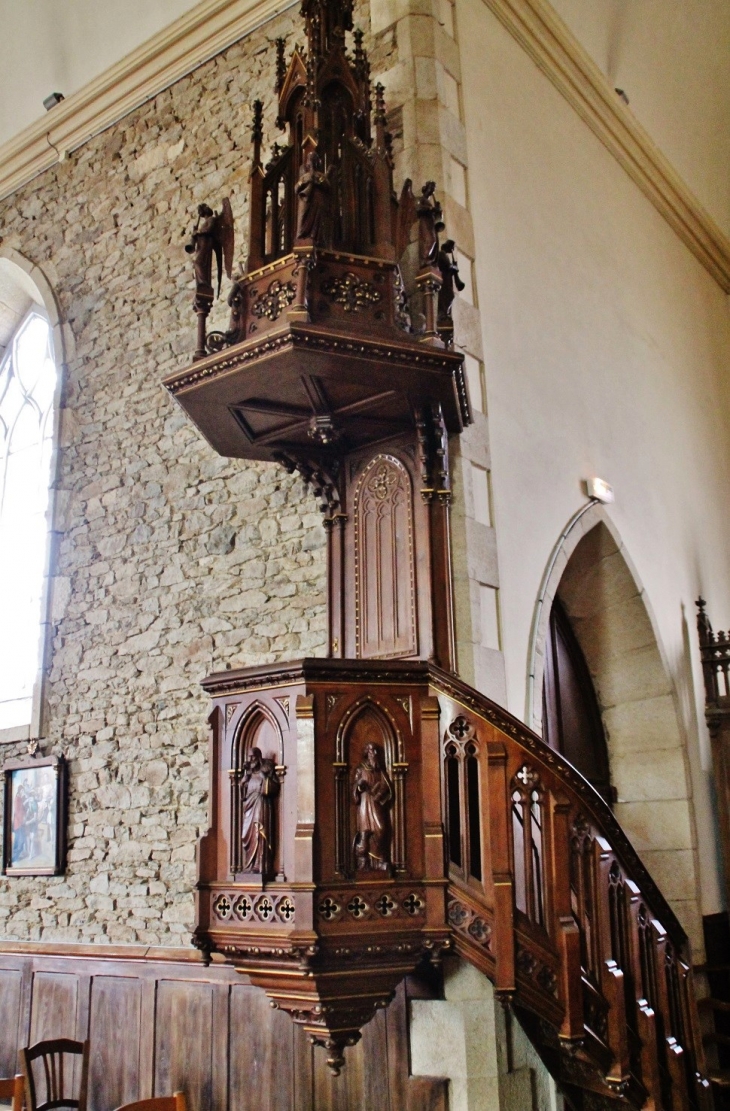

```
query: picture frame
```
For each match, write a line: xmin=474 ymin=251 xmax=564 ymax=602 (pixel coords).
xmin=2 ymin=753 xmax=67 ymax=876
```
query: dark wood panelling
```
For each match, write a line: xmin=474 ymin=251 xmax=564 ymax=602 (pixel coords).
xmin=0 ymin=969 xmax=22 ymax=1075
xmin=155 ymin=980 xmax=215 ymax=1111
xmin=0 ymin=946 xmax=447 ymax=1110
xmin=230 ymin=984 xmax=294 ymax=1111
xmin=30 ymin=971 xmax=78 ymax=1043
xmin=88 ymin=977 xmax=142 ymax=1111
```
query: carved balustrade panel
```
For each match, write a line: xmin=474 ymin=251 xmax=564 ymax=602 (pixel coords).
xmin=431 ymin=670 xmax=712 ymax=1110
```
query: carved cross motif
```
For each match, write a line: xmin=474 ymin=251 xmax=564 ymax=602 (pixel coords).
xmin=234 ymin=895 xmax=253 ymax=920
xmin=256 ymin=896 xmax=275 ymax=921
xmin=515 ymin=764 xmax=539 ymax=791
xmin=448 ymin=716 xmax=471 ymax=740
xmin=447 ymin=900 xmax=468 ymax=927
xmin=214 ymin=894 xmax=232 ymax=919
xmin=468 ymin=916 xmax=491 ymax=945
xmin=318 ymin=896 xmax=341 ymax=920
xmin=347 ymin=895 xmax=369 ymax=918
xmin=402 ymin=893 xmax=425 ymax=916
xmin=278 ymin=896 xmax=295 ymax=921
xmin=375 ymin=893 xmax=396 ymax=917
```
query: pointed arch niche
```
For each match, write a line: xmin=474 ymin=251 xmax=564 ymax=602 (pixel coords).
xmin=0 ymin=248 xmax=67 ymax=745
xmin=529 ymin=508 xmax=704 ymax=954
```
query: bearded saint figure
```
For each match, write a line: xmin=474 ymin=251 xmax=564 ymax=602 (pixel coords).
xmin=352 ymin=743 xmax=393 ymax=873
xmin=240 ymin=747 xmax=279 ymax=875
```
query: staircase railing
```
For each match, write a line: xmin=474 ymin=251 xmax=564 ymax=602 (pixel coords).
xmin=430 ymin=665 xmax=713 ymax=1110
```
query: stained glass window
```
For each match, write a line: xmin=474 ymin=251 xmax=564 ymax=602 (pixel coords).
xmin=0 ymin=312 xmax=57 ymax=730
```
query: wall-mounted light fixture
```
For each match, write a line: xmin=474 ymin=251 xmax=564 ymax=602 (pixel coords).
xmin=585 ymin=476 xmax=615 ymax=503
xmin=43 ymin=92 xmax=65 ymax=111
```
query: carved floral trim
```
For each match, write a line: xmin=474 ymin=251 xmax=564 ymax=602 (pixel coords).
xmin=320 ymin=272 xmax=383 ymax=312
xmin=250 ymin=279 xmax=296 ymax=320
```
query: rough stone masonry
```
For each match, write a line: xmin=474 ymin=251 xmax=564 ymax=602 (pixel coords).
xmin=0 ymin=3 xmax=383 ymax=944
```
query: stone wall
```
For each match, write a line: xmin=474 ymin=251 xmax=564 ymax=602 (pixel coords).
xmin=0 ymin=8 xmax=356 ymax=943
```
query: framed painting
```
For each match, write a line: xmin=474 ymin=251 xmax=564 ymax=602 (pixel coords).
xmin=2 ymin=753 xmax=66 ymax=876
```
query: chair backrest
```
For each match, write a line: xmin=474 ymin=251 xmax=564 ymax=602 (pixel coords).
xmin=21 ymin=1038 xmax=89 ymax=1111
xmin=113 ymin=1096 xmax=187 ymax=1111
xmin=0 ymin=1074 xmax=24 ymax=1111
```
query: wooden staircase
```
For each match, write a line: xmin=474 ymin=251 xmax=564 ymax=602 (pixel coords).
xmin=193 ymin=658 xmax=713 ymax=1108
xmin=431 ymin=665 xmax=713 ymax=1109
xmin=696 ymin=913 xmax=730 ymax=1110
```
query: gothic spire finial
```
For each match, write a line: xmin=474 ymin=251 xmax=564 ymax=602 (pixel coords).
xmin=251 ymin=100 xmax=264 ymax=168
xmin=275 ymin=38 xmax=287 ymax=93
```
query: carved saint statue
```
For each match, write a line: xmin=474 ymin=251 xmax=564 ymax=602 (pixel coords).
xmin=185 ymin=198 xmax=234 ymax=299
xmin=416 ymin=181 xmax=444 ymax=269
xmin=352 ymin=742 xmax=393 ymax=872
xmin=436 ymin=238 xmax=465 ymax=326
xmin=295 ymin=151 xmax=330 ymax=244
xmin=240 ymin=747 xmax=279 ymax=875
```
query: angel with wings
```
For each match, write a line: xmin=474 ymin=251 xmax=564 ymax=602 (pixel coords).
xmin=185 ymin=198 xmax=234 ymax=299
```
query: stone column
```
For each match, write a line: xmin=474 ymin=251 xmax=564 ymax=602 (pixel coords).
xmin=410 ymin=957 xmax=565 ymax=1111
xmin=370 ymin=0 xmax=506 ymax=702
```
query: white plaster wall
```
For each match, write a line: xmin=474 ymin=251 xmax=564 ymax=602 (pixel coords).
xmin=0 ymin=0 xmax=200 ymax=148
xmin=457 ymin=0 xmax=730 ymax=915
xmin=548 ymin=0 xmax=730 ymax=238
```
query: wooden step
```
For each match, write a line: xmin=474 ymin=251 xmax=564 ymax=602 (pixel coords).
xmin=704 ymin=1031 xmax=730 ymax=1047
xmin=698 ymin=997 xmax=730 ymax=1013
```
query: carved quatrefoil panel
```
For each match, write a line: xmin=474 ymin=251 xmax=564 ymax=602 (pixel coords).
xmin=317 ymin=889 xmax=425 ymax=922
xmin=447 ymin=897 xmax=492 ymax=950
xmin=212 ymin=891 xmax=295 ymax=925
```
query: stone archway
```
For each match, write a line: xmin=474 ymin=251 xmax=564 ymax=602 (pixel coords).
xmin=530 ymin=509 xmax=704 ymax=956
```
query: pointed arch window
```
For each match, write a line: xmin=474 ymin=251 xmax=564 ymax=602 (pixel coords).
xmin=0 ymin=311 xmax=57 ymax=733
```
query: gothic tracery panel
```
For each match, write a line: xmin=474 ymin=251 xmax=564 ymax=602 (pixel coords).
xmin=354 ymin=454 xmax=417 ymax=659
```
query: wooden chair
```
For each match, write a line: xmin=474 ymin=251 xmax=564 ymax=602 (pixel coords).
xmin=113 ymin=1097 xmax=187 ymax=1111
xmin=0 ymin=1074 xmax=24 ymax=1111
xmin=20 ymin=1039 xmax=89 ymax=1111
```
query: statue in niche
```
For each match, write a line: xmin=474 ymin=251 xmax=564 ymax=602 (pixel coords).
xmin=352 ymin=742 xmax=393 ymax=872
xmin=295 ymin=151 xmax=330 ymax=243
xmin=436 ymin=238 xmax=465 ymax=326
xmin=240 ymin=747 xmax=279 ymax=874
xmin=416 ymin=181 xmax=444 ymax=268
xmin=185 ymin=198 xmax=234 ymax=299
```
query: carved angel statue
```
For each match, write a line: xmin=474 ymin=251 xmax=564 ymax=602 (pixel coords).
xmin=240 ymin=747 xmax=279 ymax=875
xmin=185 ymin=198 xmax=234 ymax=299
xmin=436 ymin=238 xmax=465 ymax=326
xmin=395 ymin=179 xmax=445 ymax=271
xmin=415 ymin=181 xmax=444 ymax=269
xmin=352 ymin=742 xmax=393 ymax=873
xmin=295 ymin=151 xmax=330 ymax=244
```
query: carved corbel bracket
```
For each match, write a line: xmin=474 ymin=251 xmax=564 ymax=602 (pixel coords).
xmin=273 ymin=450 xmax=343 ymax=520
